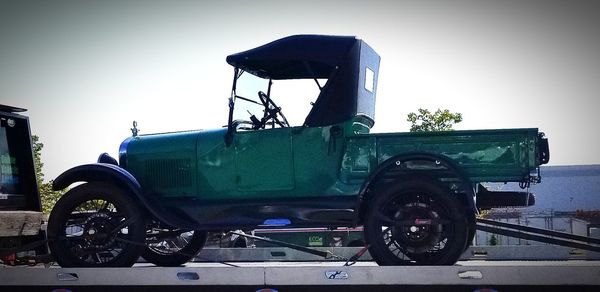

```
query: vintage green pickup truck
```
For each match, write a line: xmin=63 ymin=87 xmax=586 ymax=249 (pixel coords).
xmin=48 ymin=35 xmax=549 ymax=267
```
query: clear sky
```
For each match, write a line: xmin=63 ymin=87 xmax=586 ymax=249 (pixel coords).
xmin=1 ymin=0 xmax=599 ymax=181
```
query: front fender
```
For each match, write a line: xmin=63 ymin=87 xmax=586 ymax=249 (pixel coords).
xmin=52 ymin=163 xmax=196 ymax=229
xmin=53 ymin=163 xmax=140 ymax=192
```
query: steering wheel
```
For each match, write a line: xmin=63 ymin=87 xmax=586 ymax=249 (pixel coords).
xmin=232 ymin=120 xmax=256 ymax=131
xmin=258 ymin=91 xmax=290 ymax=128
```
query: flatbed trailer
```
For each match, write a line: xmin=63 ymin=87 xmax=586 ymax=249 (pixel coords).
xmin=2 ymin=217 xmax=600 ymax=291
xmin=2 ymin=261 xmax=600 ymax=291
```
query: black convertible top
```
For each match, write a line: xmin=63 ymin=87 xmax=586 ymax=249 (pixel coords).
xmin=226 ymin=35 xmax=357 ymax=80
xmin=227 ymin=35 xmax=380 ymax=127
xmin=0 ymin=104 xmax=26 ymax=113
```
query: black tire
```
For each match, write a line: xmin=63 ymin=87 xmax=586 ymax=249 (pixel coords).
xmin=47 ymin=183 xmax=146 ymax=267
xmin=465 ymin=220 xmax=477 ymax=251
xmin=142 ymin=228 xmax=207 ymax=267
xmin=364 ymin=178 xmax=468 ymax=266
xmin=231 ymin=237 xmax=248 ymax=248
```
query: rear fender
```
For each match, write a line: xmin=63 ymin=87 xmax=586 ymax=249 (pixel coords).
xmin=52 ymin=163 xmax=196 ymax=229
xmin=357 ymin=152 xmax=477 ymax=222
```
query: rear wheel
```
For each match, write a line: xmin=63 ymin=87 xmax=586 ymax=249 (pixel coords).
xmin=47 ymin=183 xmax=146 ymax=267
xmin=364 ymin=178 xmax=468 ymax=265
xmin=142 ymin=225 xmax=207 ymax=267
xmin=231 ymin=237 xmax=248 ymax=248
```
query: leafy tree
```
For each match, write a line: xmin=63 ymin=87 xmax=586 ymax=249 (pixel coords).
xmin=407 ymin=108 xmax=463 ymax=132
xmin=488 ymin=234 xmax=499 ymax=246
xmin=32 ymin=135 xmax=65 ymax=214
xmin=32 ymin=135 xmax=44 ymax=184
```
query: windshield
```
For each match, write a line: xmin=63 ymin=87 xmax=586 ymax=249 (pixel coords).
xmin=231 ymin=70 xmax=324 ymax=129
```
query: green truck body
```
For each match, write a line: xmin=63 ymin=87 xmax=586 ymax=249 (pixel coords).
xmin=123 ymin=123 xmax=543 ymax=200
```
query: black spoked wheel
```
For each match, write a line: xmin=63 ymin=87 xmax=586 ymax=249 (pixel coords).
xmin=142 ymin=224 xmax=207 ymax=267
xmin=47 ymin=183 xmax=146 ymax=267
xmin=364 ymin=179 xmax=468 ymax=266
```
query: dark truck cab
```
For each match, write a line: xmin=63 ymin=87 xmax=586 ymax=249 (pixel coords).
xmin=0 ymin=104 xmax=47 ymax=263
xmin=48 ymin=35 xmax=549 ymax=267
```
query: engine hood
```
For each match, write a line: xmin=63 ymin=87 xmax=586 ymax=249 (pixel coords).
xmin=118 ymin=128 xmax=227 ymax=198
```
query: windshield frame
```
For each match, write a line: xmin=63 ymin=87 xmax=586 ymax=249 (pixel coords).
xmin=225 ymin=68 xmax=279 ymax=144
xmin=226 ymin=66 xmax=327 ymax=145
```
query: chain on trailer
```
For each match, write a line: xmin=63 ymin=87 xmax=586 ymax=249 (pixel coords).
xmin=228 ymin=231 xmax=370 ymax=266
xmin=72 ymin=230 xmax=371 ymax=268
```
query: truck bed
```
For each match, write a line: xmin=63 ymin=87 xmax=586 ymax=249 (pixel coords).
xmin=345 ymin=128 xmax=544 ymax=184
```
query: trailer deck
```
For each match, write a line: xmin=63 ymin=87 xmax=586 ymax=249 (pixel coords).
xmin=2 ymin=260 xmax=599 ymax=292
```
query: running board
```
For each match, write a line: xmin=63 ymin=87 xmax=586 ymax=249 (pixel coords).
xmin=476 ymin=218 xmax=600 ymax=253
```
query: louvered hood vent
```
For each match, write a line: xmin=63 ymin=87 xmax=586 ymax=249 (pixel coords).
xmin=145 ymin=159 xmax=192 ymax=189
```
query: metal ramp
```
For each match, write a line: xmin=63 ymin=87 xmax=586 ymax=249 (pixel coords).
xmin=476 ymin=218 xmax=600 ymax=253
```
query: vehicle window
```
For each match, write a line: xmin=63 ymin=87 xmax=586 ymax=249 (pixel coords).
xmin=267 ymin=79 xmax=324 ymax=126
xmin=233 ymin=73 xmax=268 ymax=123
xmin=234 ymin=72 xmax=325 ymax=127
xmin=0 ymin=117 xmax=27 ymax=197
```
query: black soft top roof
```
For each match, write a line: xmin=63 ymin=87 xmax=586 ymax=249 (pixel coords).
xmin=0 ymin=104 xmax=27 ymax=113
xmin=226 ymin=35 xmax=357 ymax=79
xmin=227 ymin=34 xmax=380 ymax=127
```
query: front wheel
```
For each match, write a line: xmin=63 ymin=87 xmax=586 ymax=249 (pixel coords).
xmin=364 ymin=179 xmax=468 ymax=265
xmin=47 ymin=183 xmax=146 ymax=267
